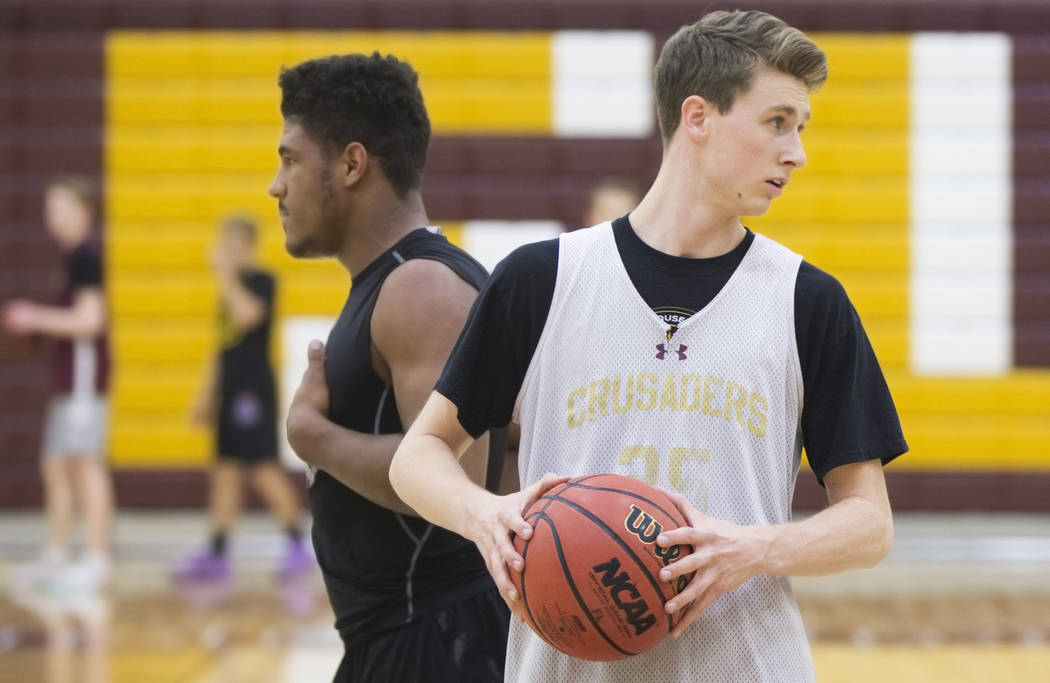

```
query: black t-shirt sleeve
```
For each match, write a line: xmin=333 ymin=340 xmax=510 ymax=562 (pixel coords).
xmin=69 ymin=246 xmax=103 ymax=291
xmin=436 ymin=239 xmax=559 ymax=438
xmin=795 ymin=262 xmax=908 ymax=485
xmin=244 ymin=271 xmax=275 ymax=316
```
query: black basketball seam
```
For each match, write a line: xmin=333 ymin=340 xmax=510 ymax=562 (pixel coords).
xmin=563 ymin=478 xmax=683 ymax=526
xmin=546 ymin=513 xmax=637 ymax=658
xmin=518 ymin=492 xmax=566 ymax=651
xmin=546 ymin=493 xmax=678 ymax=634
xmin=518 ymin=513 xmax=564 ymax=653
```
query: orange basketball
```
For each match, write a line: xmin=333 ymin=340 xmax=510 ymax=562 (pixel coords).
xmin=511 ymin=474 xmax=694 ymax=661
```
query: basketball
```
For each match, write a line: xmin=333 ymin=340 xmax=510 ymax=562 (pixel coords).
xmin=511 ymin=474 xmax=694 ymax=661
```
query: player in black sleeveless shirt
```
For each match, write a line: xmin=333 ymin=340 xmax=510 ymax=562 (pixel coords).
xmin=269 ymin=54 xmax=508 ymax=682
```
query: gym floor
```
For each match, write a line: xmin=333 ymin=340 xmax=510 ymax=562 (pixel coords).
xmin=1 ymin=511 xmax=1048 ymax=682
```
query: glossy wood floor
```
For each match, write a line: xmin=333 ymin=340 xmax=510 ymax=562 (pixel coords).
xmin=1 ymin=512 xmax=1048 ymax=683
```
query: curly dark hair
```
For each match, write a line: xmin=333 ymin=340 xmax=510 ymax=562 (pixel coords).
xmin=278 ymin=53 xmax=431 ymax=196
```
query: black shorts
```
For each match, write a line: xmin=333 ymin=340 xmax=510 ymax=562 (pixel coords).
xmin=335 ymin=588 xmax=510 ymax=683
xmin=217 ymin=384 xmax=277 ymax=464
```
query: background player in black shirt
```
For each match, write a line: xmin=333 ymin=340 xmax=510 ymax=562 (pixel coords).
xmin=173 ymin=215 xmax=310 ymax=583
xmin=269 ymin=54 xmax=509 ymax=682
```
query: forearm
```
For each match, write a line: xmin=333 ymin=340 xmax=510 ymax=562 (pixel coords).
xmin=389 ymin=431 xmax=494 ymax=541
xmin=30 ymin=305 xmax=103 ymax=339
xmin=757 ymin=494 xmax=893 ymax=576
xmin=288 ymin=407 xmax=411 ymax=514
xmin=218 ymin=271 xmax=263 ymax=328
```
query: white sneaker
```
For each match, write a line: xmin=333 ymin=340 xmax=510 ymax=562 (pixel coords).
xmin=10 ymin=550 xmax=66 ymax=590
xmin=47 ymin=556 xmax=111 ymax=595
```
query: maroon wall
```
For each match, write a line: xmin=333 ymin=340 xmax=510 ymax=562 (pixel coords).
xmin=1 ymin=0 xmax=1049 ymax=510
xmin=1014 ymin=36 xmax=1050 ymax=367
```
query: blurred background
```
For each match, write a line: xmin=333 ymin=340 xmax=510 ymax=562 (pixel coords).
xmin=1 ymin=0 xmax=1048 ymax=681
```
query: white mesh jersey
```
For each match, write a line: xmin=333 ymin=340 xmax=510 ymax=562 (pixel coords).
xmin=510 ymin=222 xmax=813 ymax=682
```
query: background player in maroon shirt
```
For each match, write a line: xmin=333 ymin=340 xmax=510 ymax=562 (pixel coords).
xmin=3 ymin=176 xmax=114 ymax=591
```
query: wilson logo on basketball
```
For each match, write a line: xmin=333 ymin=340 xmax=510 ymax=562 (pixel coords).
xmin=625 ymin=504 xmax=682 ymax=569
xmin=592 ymin=557 xmax=657 ymax=636
xmin=624 ymin=504 xmax=662 ymax=542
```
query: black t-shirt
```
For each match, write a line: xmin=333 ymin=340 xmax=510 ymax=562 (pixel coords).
xmin=437 ymin=216 xmax=907 ymax=485
xmin=312 ymin=227 xmax=496 ymax=644
xmin=53 ymin=238 xmax=110 ymax=395
xmin=218 ymin=269 xmax=275 ymax=393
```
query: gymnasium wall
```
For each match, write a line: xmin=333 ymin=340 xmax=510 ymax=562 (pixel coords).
xmin=1 ymin=0 xmax=1048 ymax=509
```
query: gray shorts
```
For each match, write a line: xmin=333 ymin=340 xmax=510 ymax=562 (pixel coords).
xmin=42 ymin=395 xmax=108 ymax=459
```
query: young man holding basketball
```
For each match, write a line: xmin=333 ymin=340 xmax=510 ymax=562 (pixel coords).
xmin=270 ymin=54 xmax=509 ymax=681
xmin=390 ymin=10 xmax=905 ymax=682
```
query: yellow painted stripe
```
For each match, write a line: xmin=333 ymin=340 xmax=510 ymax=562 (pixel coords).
xmin=104 ymin=30 xmax=1050 ymax=473
xmin=108 ymin=31 xmax=552 ymax=134
xmin=889 ymin=374 xmax=1050 ymax=415
xmin=749 ymin=35 xmax=911 ymax=378
xmin=812 ymin=34 xmax=911 ymax=81
xmin=106 ymin=32 xmax=554 ymax=465
xmin=110 ymin=421 xmax=211 ymax=466
xmin=440 ymin=222 xmax=466 ymax=250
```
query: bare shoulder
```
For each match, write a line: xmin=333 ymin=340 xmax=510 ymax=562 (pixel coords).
xmin=376 ymin=258 xmax=477 ymax=317
xmin=371 ymin=258 xmax=479 ymax=353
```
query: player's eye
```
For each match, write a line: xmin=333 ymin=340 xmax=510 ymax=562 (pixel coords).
xmin=769 ymin=116 xmax=784 ymax=130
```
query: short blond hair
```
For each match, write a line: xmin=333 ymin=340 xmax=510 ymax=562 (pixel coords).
xmin=221 ymin=213 xmax=258 ymax=244
xmin=47 ymin=175 xmax=98 ymax=212
xmin=654 ymin=10 xmax=827 ymax=141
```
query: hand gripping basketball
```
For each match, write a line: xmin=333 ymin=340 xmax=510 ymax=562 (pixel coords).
xmin=655 ymin=490 xmax=769 ymax=638
xmin=470 ymin=472 xmax=570 ymax=621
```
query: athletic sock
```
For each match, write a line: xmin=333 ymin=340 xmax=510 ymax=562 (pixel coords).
xmin=210 ymin=531 xmax=228 ymax=556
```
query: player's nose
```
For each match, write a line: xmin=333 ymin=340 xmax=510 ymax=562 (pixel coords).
xmin=781 ymin=131 xmax=806 ymax=169
xmin=267 ymin=174 xmax=284 ymax=199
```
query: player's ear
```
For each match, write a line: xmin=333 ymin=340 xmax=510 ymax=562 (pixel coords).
xmin=340 ymin=142 xmax=368 ymax=188
xmin=680 ymin=95 xmax=712 ymax=144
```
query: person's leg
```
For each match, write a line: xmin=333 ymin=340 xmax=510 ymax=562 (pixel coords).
xmin=71 ymin=456 xmax=113 ymax=559
xmin=250 ymin=462 xmax=310 ymax=578
xmin=40 ymin=458 xmax=74 ymax=563
xmin=63 ymin=455 xmax=114 ymax=587
xmin=352 ymin=590 xmax=510 ymax=683
xmin=432 ymin=589 xmax=511 ymax=682
xmin=209 ymin=459 xmax=242 ymax=540
xmin=250 ymin=461 xmax=301 ymax=528
xmin=38 ymin=399 xmax=75 ymax=566
xmin=173 ymin=459 xmax=240 ymax=581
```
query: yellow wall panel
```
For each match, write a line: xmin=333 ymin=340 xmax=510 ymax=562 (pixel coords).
xmin=110 ymin=423 xmax=210 ymax=465
xmin=104 ymin=30 xmax=1050 ymax=475
xmin=114 ymin=329 xmax=212 ymax=364
xmin=899 ymin=415 xmax=1050 ymax=469
xmin=890 ymin=375 xmax=1050 ymax=416
xmin=107 ymin=30 xmax=559 ymax=467
xmin=439 ymin=223 xmax=465 ymax=249
xmin=804 ymin=133 xmax=908 ymax=177
xmin=814 ymin=34 xmax=910 ymax=81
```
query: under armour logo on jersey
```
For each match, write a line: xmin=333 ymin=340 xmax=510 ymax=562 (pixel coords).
xmin=655 ymin=343 xmax=688 ymax=360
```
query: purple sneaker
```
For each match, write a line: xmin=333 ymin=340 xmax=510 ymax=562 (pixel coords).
xmin=277 ymin=540 xmax=313 ymax=581
xmin=172 ymin=550 xmax=230 ymax=583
